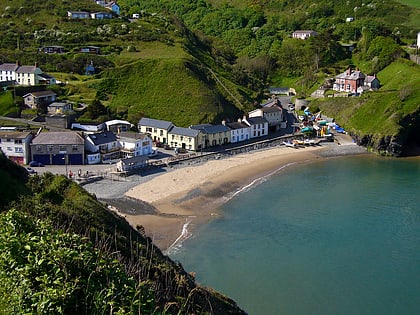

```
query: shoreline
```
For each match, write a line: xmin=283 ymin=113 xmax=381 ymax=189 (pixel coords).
xmin=85 ymin=135 xmax=369 ymax=252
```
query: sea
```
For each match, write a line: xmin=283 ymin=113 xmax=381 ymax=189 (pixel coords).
xmin=169 ymin=154 xmax=420 ymax=315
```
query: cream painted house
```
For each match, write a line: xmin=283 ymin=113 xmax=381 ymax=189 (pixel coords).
xmin=138 ymin=117 xmax=174 ymax=145
xmin=189 ymin=124 xmax=230 ymax=148
xmin=0 ymin=63 xmax=56 ymax=86
xmin=168 ymin=126 xmax=200 ymax=151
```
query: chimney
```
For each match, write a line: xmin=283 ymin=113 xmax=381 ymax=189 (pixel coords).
xmin=237 ymin=118 xmax=242 ymax=123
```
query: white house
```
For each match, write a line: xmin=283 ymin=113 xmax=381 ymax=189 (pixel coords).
xmin=292 ymin=30 xmax=317 ymax=40
xmin=242 ymin=116 xmax=269 ymax=139
xmin=85 ymin=131 xmax=119 ymax=163
xmin=249 ymin=107 xmax=285 ymax=131
xmin=0 ymin=63 xmax=56 ymax=86
xmin=224 ymin=119 xmax=250 ymax=143
xmin=105 ymin=119 xmax=133 ymax=133
xmin=0 ymin=131 xmax=33 ymax=165
xmin=118 ymin=132 xmax=153 ymax=158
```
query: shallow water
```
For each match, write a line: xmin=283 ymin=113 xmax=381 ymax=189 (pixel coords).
xmin=170 ymin=155 xmax=420 ymax=314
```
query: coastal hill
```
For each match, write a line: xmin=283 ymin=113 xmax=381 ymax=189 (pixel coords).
xmin=0 ymin=151 xmax=246 ymax=314
xmin=0 ymin=0 xmax=419 ymax=154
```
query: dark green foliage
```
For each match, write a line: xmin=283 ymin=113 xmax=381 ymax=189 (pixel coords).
xmin=0 ymin=209 xmax=150 ymax=314
xmin=0 ymin=162 xmax=246 ymax=314
xmin=0 ymin=152 xmax=29 ymax=210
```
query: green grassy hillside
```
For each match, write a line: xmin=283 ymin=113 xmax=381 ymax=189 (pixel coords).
xmin=313 ymin=58 xmax=420 ymax=155
xmin=0 ymin=161 xmax=246 ymax=314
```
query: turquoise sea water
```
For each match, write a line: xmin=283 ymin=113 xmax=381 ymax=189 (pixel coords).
xmin=170 ymin=155 xmax=420 ymax=315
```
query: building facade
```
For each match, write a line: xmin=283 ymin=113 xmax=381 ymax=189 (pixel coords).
xmin=31 ymin=131 xmax=85 ymax=165
xmin=0 ymin=131 xmax=33 ymax=165
xmin=138 ymin=117 xmax=174 ymax=145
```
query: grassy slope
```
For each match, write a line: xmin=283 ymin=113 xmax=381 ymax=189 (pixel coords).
xmin=314 ymin=59 xmax=420 ymax=140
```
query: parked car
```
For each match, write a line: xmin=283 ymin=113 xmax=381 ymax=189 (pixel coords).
xmin=29 ymin=160 xmax=44 ymax=167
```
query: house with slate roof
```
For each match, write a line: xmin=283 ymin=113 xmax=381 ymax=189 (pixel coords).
xmin=118 ymin=132 xmax=153 ymax=158
xmin=116 ymin=155 xmax=149 ymax=173
xmin=85 ymin=131 xmax=119 ymax=163
xmin=67 ymin=11 xmax=90 ymax=19
xmin=23 ymin=91 xmax=57 ymax=109
xmin=168 ymin=126 xmax=201 ymax=151
xmin=242 ymin=116 xmax=269 ymax=139
xmin=189 ymin=124 xmax=230 ymax=148
xmin=333 ymin=68 xmax=366 ymax=93
xmin=31 ymin=131 xmax=85 ymax=165
xmin=138 ymin=117 xmax=174 ymax=145
xmin=0 ymin=131 xmax=33 ymax=165
xmin=0 ymin=62 xmax=56 ymax=86
xmin=223 ymin=119 xmax=250 ymax=143
xmin=249 ymin=107 xmax=286 ymax=131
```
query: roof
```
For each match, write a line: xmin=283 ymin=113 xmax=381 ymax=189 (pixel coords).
xmin=225 ymin=121 xmax=249 ymax=130
xmin=32 ymin=131 xmax=84 ymax=145
xmin=71 ymin=123 xmax=105 ymax=132
xmin=138 ymin=117 xmax=174 ymax=130
xmin=261 ymin=106 xmax=281 ymax=113
xmin=170 ymin=126 xmax=200 ymax=137
xmin=0 ymin=63 xmax=19 ymax=72
xmin=23 ymin=90 xmax=56 ymax=98
xmin=336 ymin=70 xmax=366 ymax=80
xmin=245 ymin=116 xmax=268 ymax=125
xmin=293 ymin=30 xmax=316 ymax=34
xmin=86 ymin=131 xmax=117 ymax=145
xmin=48 ymin=102 xmax=70 ymax=108
xmin=190 ymin=124 xmax=230 ymax=134
xmin=118 ymin=132 xmax=150 ymax=140
xmin=365 ymin=75 xmax=378 ymax=83
xmin=105 ymin=119 xmax=132 ymax=127
xmin=268 ymin=87 xmax=289 ymax=95
xmin=119 ymin=155 xmax=149 ymax=165
xmin=16 ymin=66 xmax=38 ymax=74
xmin=0 ymin=131 xmax=32 ymax=140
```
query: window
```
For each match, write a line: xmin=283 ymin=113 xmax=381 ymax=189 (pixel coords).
xmin=47 ymin=145 xmax=54 ymax=152
xmin=72 ymin=145 xmax=78 ymax=152
xmin=146 ymin=127 xmax=152 ymax=132
xmin=36 ymin=145 xmax=42 ymax=151
xmin=7 ymin=147 xmax=12 ymax=151
xmin=59 ymin=145 xmax=66 ymax=151
xmin=15 ymin=147 xmax=23 ymax=153
xmin=159 ymin=130 xmax=163 ymax=136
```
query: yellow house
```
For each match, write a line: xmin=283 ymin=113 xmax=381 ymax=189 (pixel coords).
xmin=168 ymin=126 xmax=201 ymax=151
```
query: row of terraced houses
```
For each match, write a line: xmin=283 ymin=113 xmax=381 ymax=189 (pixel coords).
xmin=0 ymin=101 xmax=287 ymax=167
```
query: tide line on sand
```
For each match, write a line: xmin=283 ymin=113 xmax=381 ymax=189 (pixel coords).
xmin=164 ymin=217 xmax=194 ymax=255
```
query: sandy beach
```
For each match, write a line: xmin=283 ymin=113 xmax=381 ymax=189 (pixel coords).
xmin=83 ymin=133 xmax=367 ymax=251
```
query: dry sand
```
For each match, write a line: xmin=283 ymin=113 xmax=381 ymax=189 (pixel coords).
xmin=123 ymin=145 xmax=328 ymax=251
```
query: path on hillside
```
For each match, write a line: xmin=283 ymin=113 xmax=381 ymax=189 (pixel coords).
xmin=206 ymin=67 xmax=243 ymax=108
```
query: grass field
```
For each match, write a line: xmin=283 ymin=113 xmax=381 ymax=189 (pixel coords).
xmin=395 ymin=0 xmax=420 ymax=8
